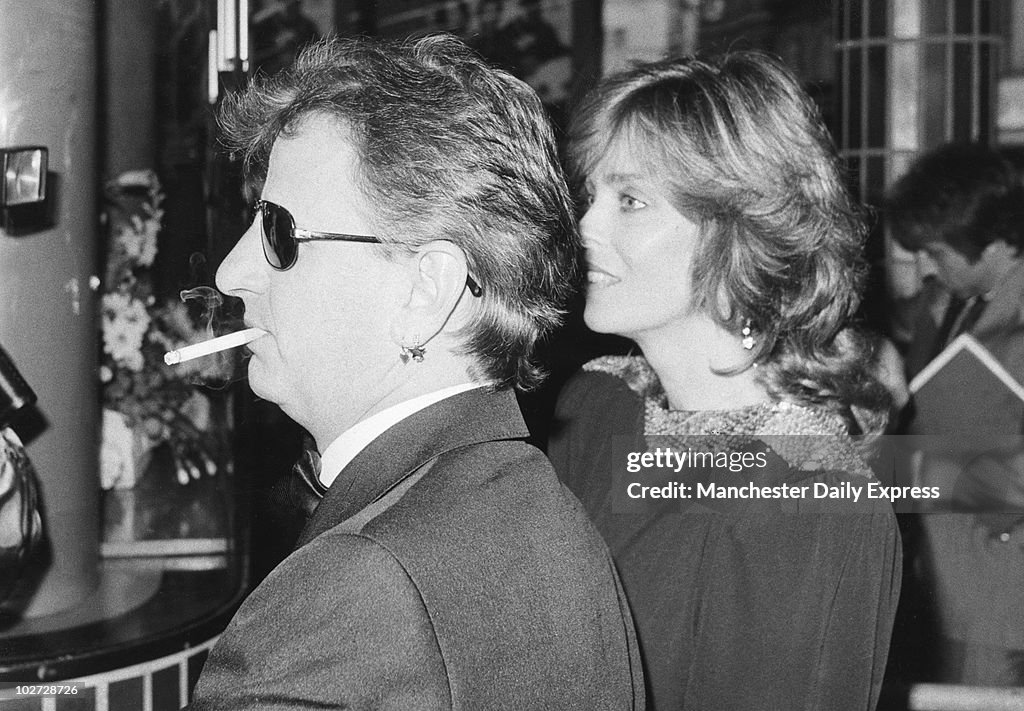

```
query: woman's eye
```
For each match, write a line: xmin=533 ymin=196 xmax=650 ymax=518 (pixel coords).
xmin=619 ymin=194 xmax=647 ymax=211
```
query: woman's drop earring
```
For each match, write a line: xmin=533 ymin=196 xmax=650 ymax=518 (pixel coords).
xmin=741 ymin=320 xmax=755 ymax=351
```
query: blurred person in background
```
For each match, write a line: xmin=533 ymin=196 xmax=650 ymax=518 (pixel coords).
xmin=886 ymin=142 xmax=1024 ymax=685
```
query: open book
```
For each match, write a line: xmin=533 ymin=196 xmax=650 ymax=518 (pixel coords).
xmin=908 ymin=333 xmax=1024 ymax=440
xmin=910 ymin=333 xmax=1024 ymax=399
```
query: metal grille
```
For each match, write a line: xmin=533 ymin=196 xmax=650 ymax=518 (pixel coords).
xmin=836 ymin=0 xmax=1002 ymax=207
xmin=835 ymin=0 xmax=1003 ymax=302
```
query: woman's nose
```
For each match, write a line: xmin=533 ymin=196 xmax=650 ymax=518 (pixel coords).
xmin=578 ymin=204 xmax=606 ymax=248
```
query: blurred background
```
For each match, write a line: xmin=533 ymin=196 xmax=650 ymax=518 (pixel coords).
xmin=1 ymin=1 xmax=1022 ymax=708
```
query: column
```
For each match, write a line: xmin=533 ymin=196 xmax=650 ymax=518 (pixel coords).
xmin=0 ymin=0 xmax=100 ymax=616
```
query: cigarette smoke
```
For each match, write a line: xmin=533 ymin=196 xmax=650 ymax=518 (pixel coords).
xmin=177 ymin=284 xmax=250 ymax=388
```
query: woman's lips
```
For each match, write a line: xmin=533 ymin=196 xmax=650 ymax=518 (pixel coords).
xmin=587 ymin=265 xmax=620 ymax=287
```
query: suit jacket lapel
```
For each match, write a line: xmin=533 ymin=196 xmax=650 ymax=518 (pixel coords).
xmin=295 ymin=387 xmax=530 ymax=548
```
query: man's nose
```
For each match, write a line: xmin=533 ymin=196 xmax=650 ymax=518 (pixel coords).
xmin=216 ymin=219 xmax=265 ymax=296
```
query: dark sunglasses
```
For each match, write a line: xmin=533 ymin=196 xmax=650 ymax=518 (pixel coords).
xmin=254 ymin=199 xmax=482 ymax=297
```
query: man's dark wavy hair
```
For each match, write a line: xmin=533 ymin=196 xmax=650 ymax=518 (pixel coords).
xmin=885 ymin=142 xmax=1024 ymax=262
xmin=218 ymin=34 xmax=580 ymax=390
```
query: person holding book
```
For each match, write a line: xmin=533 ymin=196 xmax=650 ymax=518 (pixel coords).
xmin=885 ymin=142 xmax=1024 ymax=685
xmin=548 ymin=50 xmax=902 ymax=710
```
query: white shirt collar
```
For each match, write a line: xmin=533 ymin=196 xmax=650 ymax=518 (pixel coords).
xmin=318 ymin=382 xmax=484 ymax=488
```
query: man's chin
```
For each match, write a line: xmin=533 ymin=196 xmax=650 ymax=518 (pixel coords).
xmin=245 ymin=361 xmax=274 ymax=401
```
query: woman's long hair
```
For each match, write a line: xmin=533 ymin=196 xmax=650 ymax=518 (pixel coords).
xmin=570 ymin=51 xmax=891 ymax=433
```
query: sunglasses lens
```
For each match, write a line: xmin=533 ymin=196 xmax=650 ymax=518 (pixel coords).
xmin=260 ymin=201 xmax=296 ymax=270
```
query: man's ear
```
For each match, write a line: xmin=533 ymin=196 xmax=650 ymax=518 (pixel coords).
xmin=391 ymin=240 xmax=472 ymax=347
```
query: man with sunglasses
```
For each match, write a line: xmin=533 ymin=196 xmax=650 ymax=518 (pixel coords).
xmin=189 ymin=35 xmax=643 ymax=711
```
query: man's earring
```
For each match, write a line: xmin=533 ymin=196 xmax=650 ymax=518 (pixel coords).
xmin=741 ymin=320 xmax=756 ymax=351
xmin=400 ymin=337 xmax=426 ymax=363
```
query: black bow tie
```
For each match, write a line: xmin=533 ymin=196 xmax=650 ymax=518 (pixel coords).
xmin=289 ymin=449 xmax=327 ymax=517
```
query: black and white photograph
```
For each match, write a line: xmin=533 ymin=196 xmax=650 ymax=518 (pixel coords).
xmin=2 ymin=1 xmax=1024 ymax=709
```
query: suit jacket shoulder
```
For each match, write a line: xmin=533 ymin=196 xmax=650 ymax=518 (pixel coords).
xmin=358 ymin=438 xmax=643 ymax=710
xmin=194 ymin=388 xmax=644 ymax=711
xmin=191 ymin=531 xmax=450 ymax=710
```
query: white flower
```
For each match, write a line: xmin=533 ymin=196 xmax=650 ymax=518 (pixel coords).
xmin=114 ymin=169 xmax=158 ymax=189
xmin=102 ymin=292 xmax=150 ymax=370
xmin=181 ymin=391 xmax=211 ymax=431
xmin=130 ymin=212 xmax=160 ymax=267
xmin=137 ymin=218 xmax=159 ymax=266
xmin=114 ymin=224 xmax=137 ymax=259
xmin=115 ymin=214 xmax=159 ymax=268
xmin=100 ymin=409 xmax=137 ymax=490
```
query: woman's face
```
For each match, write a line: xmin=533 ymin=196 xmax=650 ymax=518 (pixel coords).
xmin=579 ymin=142 xmax=704 ymax=343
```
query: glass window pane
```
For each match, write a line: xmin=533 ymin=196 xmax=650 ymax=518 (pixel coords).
xmin=954 ymin=0 xmax=974 ymax=33
xmin=923 ymin=0 xmax=949 ymax=34
xmin=868 ymin=0 xmax=887 ymax=37
xmin=836 ymin=49 xmax=848 ymax=149
xmin=952 ymin=42 xmax=974 ymax=141
xmin=867 ymin=46 xmax=887 ymax=148
xmin=979 ymin=44 xmax=992 ymax=141
xmin=849 ymin=47 xmax=863 ymax=148
xmin=866 ymin=155 xmax=885 ymax=208
xmin=838 ymin=0 xmax=851 ymax=40
xmin=849 ymin=0 xmax=864 ymax=40
xmin=921 ymin=42 xmax=949 ymax=145
xmin=980 ymin=0 xmax=993 ymax=34
xmin=891 ymin=43 xmax=919 ymax=150
xmin=890 ymin=152 xmax=915 ymax=186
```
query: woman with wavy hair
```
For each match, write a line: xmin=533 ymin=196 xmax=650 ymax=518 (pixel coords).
xmin=549 ymin=51 xmax=901 ymax=710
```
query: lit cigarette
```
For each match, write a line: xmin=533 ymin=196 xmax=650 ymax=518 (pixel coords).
xmin=164 ymin=328 xmax=268 ymax=365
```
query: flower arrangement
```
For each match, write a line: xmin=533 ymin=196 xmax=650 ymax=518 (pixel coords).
xmin=99 ymin=170 xmax=233 ymax=490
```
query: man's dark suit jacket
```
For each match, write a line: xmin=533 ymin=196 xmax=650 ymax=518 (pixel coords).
xmin=190 ymin=388 xmax=644 ymax=710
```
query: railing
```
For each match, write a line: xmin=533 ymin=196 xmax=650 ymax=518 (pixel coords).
xmin=0 ymin=637 xmax=217 ymax=710
xmin=901 ymin=683 xmax=1024 ymax=711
